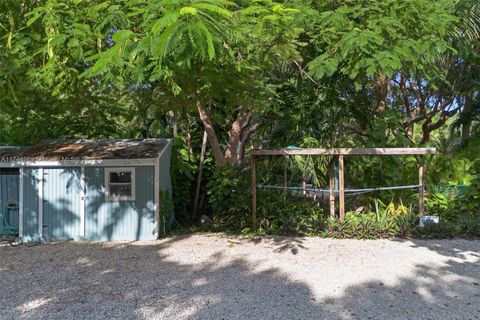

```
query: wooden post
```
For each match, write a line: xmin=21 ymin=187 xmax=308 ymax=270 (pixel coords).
xmin=419 ymin=164 xmax=425 ymax=215
xmin=284 ymin=158 xmax=287 ymax=200
xmin=339 ymin=154 xmax=345 ymax=222
xmin=329 ymin=158 xmax=335 ymax=218
xmin=252 ymin=155 xmax=257 ymax=230
xmin=193 ymin=130 xmax=208 ymax=219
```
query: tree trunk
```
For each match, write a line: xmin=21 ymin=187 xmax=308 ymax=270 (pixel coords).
xmin=237 ymin=121 xmax=261 ymax=165
xmin=375 ymin=72 xmax=389 ymax=113
xmin=168 ymin=111 xmax=178 ymax=136
xmin=406 ymin=123 xmax=414 ymax=140
xmin=224 ymin=106 xmax=249 ymax=165
xmin=196 ymin=101 xmax=227 ymax=166
xmin=184 ymin=131 xmax=194 ymax=156
xmin=462 ymin=94 xmax=473 ymax=145
xmin=140 ymin=118 xmax=154 ymax=138
xmin=197 ymin=102 xmax=261 ymax=168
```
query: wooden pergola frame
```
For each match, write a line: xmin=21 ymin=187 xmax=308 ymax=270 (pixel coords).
xmin=251 ymin=148 xmax=436 ymax=229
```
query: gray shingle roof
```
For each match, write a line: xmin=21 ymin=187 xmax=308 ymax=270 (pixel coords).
xmin=0 ymin=139 xmax=171 ymax=161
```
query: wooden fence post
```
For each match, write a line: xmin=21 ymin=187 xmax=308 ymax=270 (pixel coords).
xmin=252 ymin=155 xmax=257 ymax=230
xmin=329 ymin=158 xmax=335 ymax=218
xmin=339 ymin=154 xmax=345 ymax=222
xmin=419 ymin=164 xmax=425 ymax=215
xmin=284 ymin=158 xmax=287 ymax=200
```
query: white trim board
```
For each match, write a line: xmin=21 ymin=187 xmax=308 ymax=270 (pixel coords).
xmin=18 ymin=168 xmax=24 ymax=240
xmin=154 ymin=153 xmax=161 ymax=239
xmin=80 ymin=166 xmax=86 ymax=237
xmin=38 ymin=168 xmax=44 ymax=239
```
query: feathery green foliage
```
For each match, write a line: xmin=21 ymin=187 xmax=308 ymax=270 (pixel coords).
xmin=0 ymin=0 xmax=478 ymax=236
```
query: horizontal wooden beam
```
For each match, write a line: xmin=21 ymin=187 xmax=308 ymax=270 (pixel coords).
xmin=251 ymin=148 xmax=436 ymax=156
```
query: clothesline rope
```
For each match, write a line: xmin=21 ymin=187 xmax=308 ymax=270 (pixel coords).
xmin=257 ymin=184 xmax=421 ymax=194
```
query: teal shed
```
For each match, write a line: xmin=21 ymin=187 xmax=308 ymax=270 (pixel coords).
xmin=0 ymin=139 xmax=172 ymax=242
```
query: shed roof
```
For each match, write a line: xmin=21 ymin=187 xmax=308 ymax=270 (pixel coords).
xmin=0 ymin=139 xmax=171 ymax=161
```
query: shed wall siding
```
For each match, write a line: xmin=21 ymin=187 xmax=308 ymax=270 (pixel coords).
xmin=22 ymin=168 xmax=40 ymax=242
xmin=0 ymin=170 xmax=19 ymax=234
xmin=17 ymin=165 xmax=158 ymax=242
xmin=158 ymin=143 xmax=174 ymax=226
xmin=42 ymin=168 xmax=82 ymax=241
xmin=85 ymin=166 xmax=156 ymax=240
xmin=159 ymin=144 xmax=172 ymax=195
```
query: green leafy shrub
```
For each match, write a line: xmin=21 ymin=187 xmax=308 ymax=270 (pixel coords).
xmin=207 ymin=166 xmax=251 ymax=230
xmin=425 ymin=191 xmax=457 ymax=221
xmin=159 ymin=190 xmax=175 ymax=234
xmin=415 ymin=220 xmax=460 ymax=239
xmin=395 ymin=208 xmax=418 ymax=238
xmin=325 ymin=201 xmax=417 ymax=239
xmin=203 ymin=166 xmax=479 ymax=239
xmin=171 ymin=136 xmax=199 ymax=223
xmin=456 ymin=175 xmax=480 ymax=215
xmin=325 ymin=212 xmax=396 ymax=239
xmin=458 ymin=215 xmax=480 ymax=238
xmin=256 ymin=195 xmax=421 ymax=239
xmin=256 ymin=191 xmax=327 ymax=236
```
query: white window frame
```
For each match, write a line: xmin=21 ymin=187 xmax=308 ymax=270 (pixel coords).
xmin=104 ymin=167 xmax=136 ymax=201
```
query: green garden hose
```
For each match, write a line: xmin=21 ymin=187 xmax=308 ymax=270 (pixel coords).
xmin=2 ymin=205 xmax=19 ymax=237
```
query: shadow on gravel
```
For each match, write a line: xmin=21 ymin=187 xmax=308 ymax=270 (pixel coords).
xmin=252 ymin=235 xmax=308 ymax=255
xmin=327 ymin=239 xmax=480 ymax=320
xmin=0 ymin=238 xmax=478 ymax=320
xmin=0 ymin=240 xmax=323 ymax=319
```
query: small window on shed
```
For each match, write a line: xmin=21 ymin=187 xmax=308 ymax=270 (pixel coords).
xmin=105 ymin=168 xmax=135 ymax=201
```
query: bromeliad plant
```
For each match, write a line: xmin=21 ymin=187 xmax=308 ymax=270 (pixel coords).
xmin=326 ymin=200 xmax=417 ymax=239
xmin=253 ymin=193 xmax=422 ymax=239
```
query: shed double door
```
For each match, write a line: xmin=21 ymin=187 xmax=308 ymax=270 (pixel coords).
xmin=42 ymin=168 xmax=82 ymax=240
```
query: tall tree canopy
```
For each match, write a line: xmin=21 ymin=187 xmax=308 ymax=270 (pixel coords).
xmin=1 ymin=0 xmax=478 ymax=157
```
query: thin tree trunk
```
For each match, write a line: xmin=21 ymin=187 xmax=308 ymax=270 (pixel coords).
xmin=141 ymin=118 xmax=154 ymax=138
xmin=237 ymin=122 xmax=262 ymax=165
xmin=193 ymin=130 xmax=208 ymax=219
xmin=462 ymin=94 xmax=473 ymax=145
xmin=185 ymin=131 xmax=194 ymax=156
xmin=406 ymin=123 xmax=414 ymax=140
xmin=375 ymin=72 xmax=389 ymax=113
xmin=168 ymin=111 xmax=178 ymax=136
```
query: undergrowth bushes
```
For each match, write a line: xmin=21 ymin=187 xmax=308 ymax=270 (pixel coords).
xmin=458 ymin=215 xmax=480 ymax=237
xmin=207 ymin=189 xmax=480 ymax=239
xmin=256 ymin=192 xmax=326 ymax=236
xmin=208 ymin=166 xmax=251 ymax=231
xmin=201 ymin=159 xmax=480 ymax=239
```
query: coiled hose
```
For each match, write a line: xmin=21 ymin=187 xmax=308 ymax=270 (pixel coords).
xmin=2 ymin=204 xmax=19 ymax=237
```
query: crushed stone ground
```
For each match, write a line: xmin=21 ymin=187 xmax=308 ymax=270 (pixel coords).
xmin=0 ymin=234 xmax=479 ymax=320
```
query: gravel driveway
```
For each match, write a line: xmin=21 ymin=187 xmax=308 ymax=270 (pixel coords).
xmin=0 ymin=234 xmax=479 ymax=320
